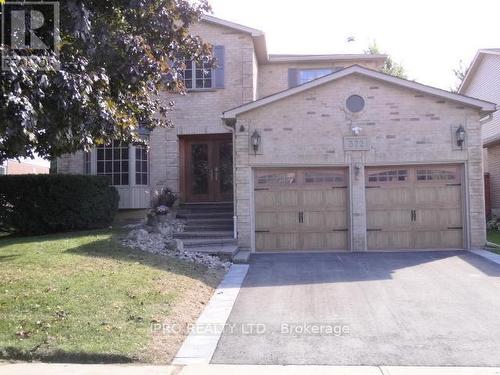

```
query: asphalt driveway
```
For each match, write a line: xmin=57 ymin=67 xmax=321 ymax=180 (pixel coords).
xmin=211 ymin=251 xmax=500 ymax=366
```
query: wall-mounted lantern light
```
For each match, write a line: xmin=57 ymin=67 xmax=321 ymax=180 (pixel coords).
xmin=251 ymin=130 xmax=261 ymax=154
xmin=456 ymin=125 xmax=466 ymax=149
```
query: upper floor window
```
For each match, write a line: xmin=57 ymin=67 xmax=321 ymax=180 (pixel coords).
xmin=0 ymin=164 xmax=5 ymax=175
xmin=96 ymin=141 xmax=129 ymax=186
xmin=183 ymin=60 xmax=213 ymax=89
xmin=297 ymin=69 xmax=333 ymax=85
xmin=183 ymin=45 xmax=225 ymax=90
xmin=289 ymin=67 xmax=341 ymax=87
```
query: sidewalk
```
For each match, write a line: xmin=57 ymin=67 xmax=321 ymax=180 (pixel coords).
xmin=2 ymin=363 xmax=500 ymax=375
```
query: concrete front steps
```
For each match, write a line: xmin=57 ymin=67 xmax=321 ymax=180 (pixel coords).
xmin=176 ymin=202 xmax=248 ymax=262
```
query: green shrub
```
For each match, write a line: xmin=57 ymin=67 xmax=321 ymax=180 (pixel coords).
xmin=0 ymin=174 xmax=119 ymax=235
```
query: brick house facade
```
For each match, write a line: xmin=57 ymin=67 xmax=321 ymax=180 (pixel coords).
xmin=58 ymin=15 xmax=496 ymax=251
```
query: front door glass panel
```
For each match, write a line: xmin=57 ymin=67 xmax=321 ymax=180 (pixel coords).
xmin=218 ymin=142 xmax=233 ymax=196
xmin=190 ymin=143 xmax=209 ymax=195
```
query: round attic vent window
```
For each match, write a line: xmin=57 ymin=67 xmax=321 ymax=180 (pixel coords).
xmin=346 ymin=95 xmax=365 ymax=113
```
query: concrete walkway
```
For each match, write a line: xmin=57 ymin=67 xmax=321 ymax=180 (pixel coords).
xmin=2 ymin=363 xmax=500 ymax=375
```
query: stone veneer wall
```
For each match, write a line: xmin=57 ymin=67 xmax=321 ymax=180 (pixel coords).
xmin=233 ymin=74 xmax=485 ymax=250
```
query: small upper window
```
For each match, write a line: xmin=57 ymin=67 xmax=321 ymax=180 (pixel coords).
xmin=257 ymin=172 xmax=296 ymax=185
xmin=368 ymin=170 xmax=408 ymax=183
xmin=183 ymin=60 xmax=213 ymax=89
xmin=0 ymin=165 xmax=5 ymax=175
xmin=297 ymin=69 xmax=333 ymax=85
xmin=304 ymin=171 xmax=345 ymax=184
xmin=346 ymin=95 xmax=365 ymax=113
xmin=416 ymin=169 xmax=456 ymax=181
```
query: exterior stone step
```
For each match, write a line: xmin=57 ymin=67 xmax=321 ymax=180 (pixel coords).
xmin=177 ymin=203 xmax=233 ymax=214
xmin=232 ymin=250 xmax=251 ymax=264
xmin=181 ymin=238 xmax=237 ymax=248
xmin=184 ymin=224 xmax=234 ymax=232
xmin=184 ymin=244 xmax=239 ymax=257
xmin=184 ymin=217 xmax=234 ymax=224
xmin=176 ymin=212 xmax=234 ymax=219
xmin=175 ymin=231 xmax=234 ymax=239
xmin=180 ymin=202 xmax=233 ymax=208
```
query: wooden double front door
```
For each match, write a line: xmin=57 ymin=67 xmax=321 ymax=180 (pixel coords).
xmin=181 ymin=135 xmax=233 ymax=202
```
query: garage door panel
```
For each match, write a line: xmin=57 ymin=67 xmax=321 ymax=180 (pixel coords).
xmin=367 ymin=209 xmax=411 ymax=228
xmin=324 ymin=211 xmax=348 ymax=229
xmin=255 ymin=232 xmax=301 ymax=251
xmin=255 ymin=168 xmax=348 ymax=252
xmin=415 ymin=208 xmax=462 ymax=227
xmin=325 ymin=232 xmax=348 ymax=250
xmin=301 ymin=232 xmax=347 ymax=250
xmin=277 ymin=233 xmax=301 ymax=250
xmin=367 ymin=230 xmax=412 ymax=250
xmin=414 ymin=186 xmax=461 ymax=206
xmin=414 ymin=229 xmax=462 ymax=249
xmin=366 ymin=188 xmax=412 ymax=208
xmin=255 ymin=211 xmax=299 ymax=230
xmin=324 ymin=189 xmax=347 ymax=208
xmin=254 ymin=190 xmax=300 ymax=210
xmin=366 ymin=165 xmax=463 ymax=251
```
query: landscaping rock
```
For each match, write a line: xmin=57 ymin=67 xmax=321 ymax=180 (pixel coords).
xmin=122 ymin=216 xmax=230 ymax=271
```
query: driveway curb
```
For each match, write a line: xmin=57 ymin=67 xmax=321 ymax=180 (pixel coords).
xmin=470 ymin=249 xmax=500 ymax=265
xmin=172 ymin=264 xmax=249 ymax=365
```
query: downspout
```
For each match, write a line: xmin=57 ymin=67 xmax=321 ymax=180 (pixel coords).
xmin=222 ymin=117 xmax=237 ymax=240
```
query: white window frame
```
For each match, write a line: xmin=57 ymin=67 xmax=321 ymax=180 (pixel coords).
xmin=183 ymin=60 xmax=214 ymax=90
xmin=95 ymin=141 xmax=130 ymax=186
xmin=88 ymin=142 xmax=149 ymax=187
xmin=135 ymin=145 xmax=149 ymax=186
xmin=297 ymin=68 xmax=334 ymax=85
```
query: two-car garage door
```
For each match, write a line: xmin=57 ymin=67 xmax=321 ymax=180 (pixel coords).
xmin=254 ymin=165 xmax=464 ymax=252
xmin=365 ymin=165 xmax=463 ymax=250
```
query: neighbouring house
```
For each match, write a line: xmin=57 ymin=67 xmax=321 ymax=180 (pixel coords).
xmin=58 ymin=15 xmax=496 ymax=252
xmin=0 ymin=159 xmax=50 ymax=175
xmin=459 ymin=49 xmax=500 ymax=217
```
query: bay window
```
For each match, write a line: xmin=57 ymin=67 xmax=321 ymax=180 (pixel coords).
xmin=96 ymin=141 xmax=129 ymax=185
xmin=92 ymin=141 xmax=149 ymax=187
xmin=135 ymin=146 xmax=148 ymax=185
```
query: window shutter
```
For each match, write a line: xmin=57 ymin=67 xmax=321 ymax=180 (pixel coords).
xmin=288 ymin=68 xmax=298 ymax=88
xmin=214 ymin=45 xmax=225 ymax=88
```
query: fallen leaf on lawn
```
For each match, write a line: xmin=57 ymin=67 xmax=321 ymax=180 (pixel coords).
xmin=15 ymin=330 xmax=32 ymax=338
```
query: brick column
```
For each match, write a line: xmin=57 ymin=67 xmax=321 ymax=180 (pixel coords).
xmin=350 ymin=157 xmax=367 ymax=251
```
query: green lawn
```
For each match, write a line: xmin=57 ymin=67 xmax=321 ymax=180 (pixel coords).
xmin=0 ymin=229 xmax=224 ymax=363
xmin=487 ymin=231 xmax=500 ymax=255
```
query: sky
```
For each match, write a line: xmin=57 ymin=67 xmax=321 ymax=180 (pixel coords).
xmin=209 ymin=0 xmax=500 ymax=91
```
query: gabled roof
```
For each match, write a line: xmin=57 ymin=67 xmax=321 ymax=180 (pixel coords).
xmin=202 ymin=15 xmax=387 ymax=66
xmin=201 ymin=15 xmax=268 ymax=63
xmin=458 ymin=49 xmax=500 ymax=93
xmin=222 ymin=65 xmax=497 ymax=119
xmin=267 ymin=54 xmax=387 ymax=64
